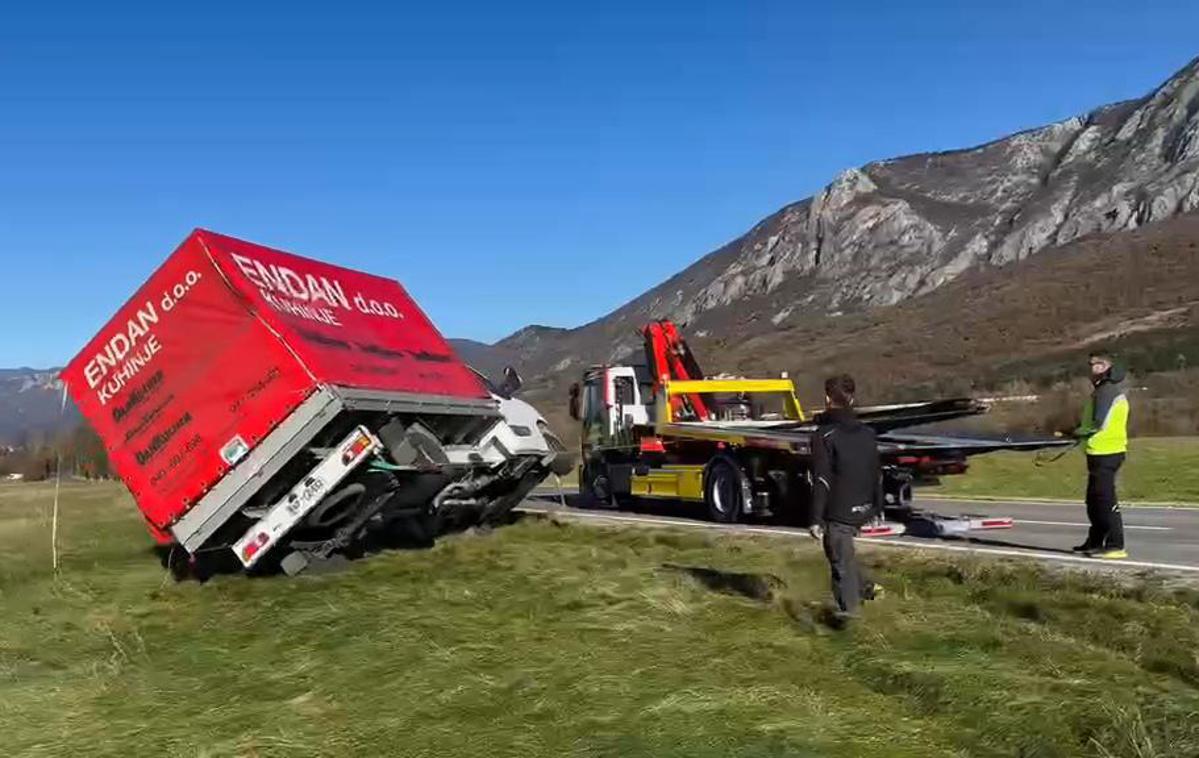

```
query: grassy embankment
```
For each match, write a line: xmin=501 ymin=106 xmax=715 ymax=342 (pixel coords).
xmin=2 ymin=481 xmax=1198 ymax=757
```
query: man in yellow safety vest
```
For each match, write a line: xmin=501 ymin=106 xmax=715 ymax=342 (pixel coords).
xmin=1072 ymin=352 xmax=1130 ymax=559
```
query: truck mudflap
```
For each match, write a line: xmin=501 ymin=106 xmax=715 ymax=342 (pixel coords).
xmin=234 ymin=426 xmax=380 ymax=568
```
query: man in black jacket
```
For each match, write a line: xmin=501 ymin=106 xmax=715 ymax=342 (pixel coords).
xmin=809 ymin=374 xmax=883 ymax=619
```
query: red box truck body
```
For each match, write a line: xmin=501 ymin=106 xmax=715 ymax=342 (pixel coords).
xmin=62 ymin=229 xmax=490 ymax=547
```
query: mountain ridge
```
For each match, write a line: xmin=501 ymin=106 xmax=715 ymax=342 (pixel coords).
xmin=480 ymin=55 xmax=1199 ymax=376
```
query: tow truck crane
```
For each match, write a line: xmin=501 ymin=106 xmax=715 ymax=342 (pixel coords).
xmin=568 ymin=320 xmax=1070 ymax=536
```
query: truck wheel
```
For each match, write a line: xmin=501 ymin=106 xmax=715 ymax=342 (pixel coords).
xmin=306 ymin=483 xmax=366 ymax=529
xmin=704 ymin=458 xmax=745 ymax=523
xmin=590 ymin=473 xmax=612 ymax=507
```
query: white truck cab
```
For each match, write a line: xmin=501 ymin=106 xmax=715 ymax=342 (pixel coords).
xmin=461 ymin=366 xmax=571 ymax=473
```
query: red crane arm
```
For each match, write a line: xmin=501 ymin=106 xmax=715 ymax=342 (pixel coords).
xmin=642 ymin=320 xmax=709 ymax=421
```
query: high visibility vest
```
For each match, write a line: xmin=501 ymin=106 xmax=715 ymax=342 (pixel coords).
xmin=1080 ymin=393 xmax=1129 ymax=456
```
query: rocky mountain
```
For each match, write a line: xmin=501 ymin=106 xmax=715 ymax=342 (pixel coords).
xmin=490 ymin=55 xmax=1199 ymax=377
xmin=517 ymin=211 xmax=1199 ymax=446
xmin=0 ymin=369 xmax=77 ymax=445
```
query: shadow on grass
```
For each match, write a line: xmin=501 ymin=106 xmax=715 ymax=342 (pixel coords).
xmin=661 ymin=563 xmax=850 ymax=632
xmin=662 ymin=563 xmax=785 ymax=604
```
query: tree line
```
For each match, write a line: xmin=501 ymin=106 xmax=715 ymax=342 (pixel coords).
xmin=0 ymin=423 xmax=111 ymax=481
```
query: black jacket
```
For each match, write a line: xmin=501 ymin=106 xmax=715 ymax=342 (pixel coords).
xmin=810 ymin=408 xmax=884 ymax=527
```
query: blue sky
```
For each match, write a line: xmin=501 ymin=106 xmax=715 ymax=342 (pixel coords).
xmin=1 ymin=1 xmax=1197 ymax=367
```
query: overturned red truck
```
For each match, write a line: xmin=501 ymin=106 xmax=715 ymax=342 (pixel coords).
xmin=64 ymin=229 xmax=568 ymax=575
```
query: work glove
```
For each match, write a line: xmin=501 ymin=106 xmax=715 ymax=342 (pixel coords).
xmin=809 ymin=524 xmax=825 ymax=542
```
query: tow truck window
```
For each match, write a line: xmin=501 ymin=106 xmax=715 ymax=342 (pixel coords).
xmin=584 ymin=382 xmax=604 ymax=427
xmin=614 ymin=376 xmax=635 ymax=406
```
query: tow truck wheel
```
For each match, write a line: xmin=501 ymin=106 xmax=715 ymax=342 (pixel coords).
xmin=704 ymin=458 xmax=744 ymax=523
xmin=589 ymin=472 xmax=616 ymax=509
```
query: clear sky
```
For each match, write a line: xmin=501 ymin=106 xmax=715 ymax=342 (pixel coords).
xmin=1 ymin=1 xmax=1197 ymax=367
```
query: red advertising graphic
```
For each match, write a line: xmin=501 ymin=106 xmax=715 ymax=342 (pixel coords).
xmin=196 ymin=229 xmax=488 ymax=400
xmin=62 ymin=235 xmax=317 ymax=533
xmin=63 ymin=229 xmax=487 ymax=540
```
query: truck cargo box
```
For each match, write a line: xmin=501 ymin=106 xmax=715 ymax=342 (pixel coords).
xmin=62 ymin=229 xmax=492 ymax=549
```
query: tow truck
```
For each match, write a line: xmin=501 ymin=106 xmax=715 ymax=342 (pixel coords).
xmin=567 ymin=320 xmax=1070 ymax=537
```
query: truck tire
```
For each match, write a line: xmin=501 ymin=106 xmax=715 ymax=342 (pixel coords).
xmin=587 ymin=470 xmax=633 ymax=510
xmin=704 ymin=457 xmax=745 ymax=523
xmin=588 ymin=470 xmax=614 ymax=507
xmin=305 ymin=483 xmax=366 ymax=529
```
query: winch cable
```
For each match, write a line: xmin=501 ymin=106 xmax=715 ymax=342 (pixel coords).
xmin=1034 ymin=439 xmax=1079 ymax=467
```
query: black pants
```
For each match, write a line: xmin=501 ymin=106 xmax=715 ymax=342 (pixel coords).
xmin=1085 ymin=453 xmax=1125 ymax=550
xmin=822 ymin=521 xmax=874 ymax=614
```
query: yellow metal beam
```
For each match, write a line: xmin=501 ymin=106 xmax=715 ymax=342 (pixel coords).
xmin=630 ymin=465 xmax=705 ymax=501
xmin=665 ymin=378 xmax=796 ymax=394
xmin=660 ymin=377 xmax=806 ymax=423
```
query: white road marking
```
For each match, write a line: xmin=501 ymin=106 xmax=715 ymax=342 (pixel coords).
xmin=516 ymin=505 xmax=1199 ymax=574
xmin=862 ymin=538 xmax=1199 ymax=574
xmin=1013 ymin=519 xmax=1171 ymax=531
xmin=921 ymin=495 xmax=1199 ymax=509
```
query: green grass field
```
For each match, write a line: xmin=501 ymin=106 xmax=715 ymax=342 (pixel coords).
xmin=2 ymin=481 xmax=1199 ymax=757
xmin=933 ymin=438 xmax=1199 ymax=503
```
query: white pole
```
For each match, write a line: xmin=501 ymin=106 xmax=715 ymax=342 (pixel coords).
xmin=52 ymin=381 xmax=68 ymax=572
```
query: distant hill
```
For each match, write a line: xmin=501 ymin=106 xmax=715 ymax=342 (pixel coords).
xmin=0 ymin=369 xmax=77 ymax=445
xmin=514 ymin=212 xmax=1199 ymax=445
xmin=446 ymin=339 xmax=520 ymax=384
xmin=477 ymin=55 xmax=1199 ymax=383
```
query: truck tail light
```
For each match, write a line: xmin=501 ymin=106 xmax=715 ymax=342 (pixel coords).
xmin=342 ymin=431 xmax=373 ymax=464
xmin=242 ymin=531 xmax=269 ymax=561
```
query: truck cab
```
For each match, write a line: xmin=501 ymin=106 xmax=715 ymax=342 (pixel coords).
xmin=574 ymin=365 xmax=653 ymax=445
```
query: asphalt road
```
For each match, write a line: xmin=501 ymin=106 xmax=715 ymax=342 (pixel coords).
xmin=521 ymin=490 xmax=1199 ymax=575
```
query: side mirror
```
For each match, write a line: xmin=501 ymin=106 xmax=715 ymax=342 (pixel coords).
xmin=568 ymin=383 xmax=581 ymax=421
xmin=498 ymin=366 xmax=523 ymax=398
